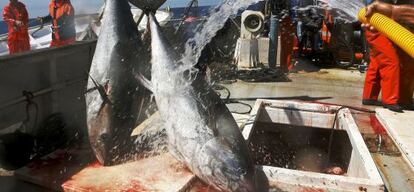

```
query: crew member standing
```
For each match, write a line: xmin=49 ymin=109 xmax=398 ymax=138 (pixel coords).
xmin=362 ymin=0 xmax=404 ymax=112
xmin=268 ymin=0 xmax=296 ymax=72
xmin=363 ymin=0 xmax=414 ymax=110
xmin=2 ymin=0 xmax=30 ymax=54
xmin=39 ymin=0 xmax=76 ymax=47
xmin=362 ymin=30 xmax=402 ymax=112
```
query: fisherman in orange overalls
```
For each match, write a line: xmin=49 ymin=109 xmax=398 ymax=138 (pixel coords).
xmin=2 ymin=0 xmax=30 ymax=54
xmin=362 ymin=30 xmax=402 ymax=112
xmin=362 ymin=0 xmax=414 ymax=111
xmin=39 ymin=0 xmax=76 ymax=47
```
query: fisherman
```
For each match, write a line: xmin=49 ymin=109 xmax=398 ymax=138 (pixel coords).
xmin=297 ymin=7 xmax=323 ymax=56
xmin=2 ymin=0 xmax=30 ymax=54
xmin=269 ymin=0 xmax=296 ymax=72
xmin=363 ymin=1 xmax=414 ymax=27
xmin=38 ymin=0 xmax=76 ymax=47
xmin=362 ymin=0 xmax=414 ymax=111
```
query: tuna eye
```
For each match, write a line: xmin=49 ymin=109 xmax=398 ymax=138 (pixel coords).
xmin=183 ymin=68 xmax=199 ymax=81
xmin=100 ymin=133 xmax=109 ymax=141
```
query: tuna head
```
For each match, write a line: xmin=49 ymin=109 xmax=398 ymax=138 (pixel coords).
xmin=128 ymin=0 xmax=167 ymax=13
xmin=196 ymin=89 xmax=257 ymax=192
xmin=86 ymin=0 xmax=149 ymax=166
xmin=195 ymin=137 xmax=257 ymax=192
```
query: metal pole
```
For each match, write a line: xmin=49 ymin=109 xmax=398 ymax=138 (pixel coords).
xmin=135 ymin=12 xmax=145 ymax=27
xmin=174 ymin=0 xmax=198 ymax=34
xmin=268 ymin=14 xmax=279 ymax=69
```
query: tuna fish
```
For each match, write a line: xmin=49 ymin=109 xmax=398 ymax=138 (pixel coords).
xmin=144 ymin=14 xmax=257 ymax=191
xmin=86 ymin=0 xmax=150 ymax=166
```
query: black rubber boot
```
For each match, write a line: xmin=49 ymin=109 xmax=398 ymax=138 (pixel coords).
xmin=362 ymin=99 xmax=381 ymax=106
xmin=383 ymin=104 xmax=404 ymax=113
xmin=402 ymin=104 xmax=414 ymax=111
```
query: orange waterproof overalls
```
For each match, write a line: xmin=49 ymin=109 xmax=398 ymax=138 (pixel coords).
xmin=363 ymin=31 xmax=400 ymax=105
xmin=42 ymin=0 xmax=76 ymax=47
xmin=2 ymin=1 xmax=30 ymax=54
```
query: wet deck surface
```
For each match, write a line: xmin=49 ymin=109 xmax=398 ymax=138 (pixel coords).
xmin=62 ymin=153 xmax=194 ymax=192
xmin=1 ymin=60 xmax=413 ymax=191
xmin=376 ymin=109 xmax=414 ymax=167
xmin=12 ymin=146 xmax=195 ymax=192
xmin=374 ymin=109 xmax=414 ymax=191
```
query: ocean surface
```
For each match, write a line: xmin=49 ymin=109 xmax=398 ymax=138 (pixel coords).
xmin=0 ymin=0 xmax=223 ymax=35
xmin=0 ymin=5 xmax=215 ymax=35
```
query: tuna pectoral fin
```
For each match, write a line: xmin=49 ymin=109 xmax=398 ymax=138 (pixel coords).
xmin=136 ymin=73 xmax=153 ymax=92
xmin=86 ymin=73 xmax=113 ymax=105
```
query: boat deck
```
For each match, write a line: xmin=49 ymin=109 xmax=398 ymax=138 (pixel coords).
xmin=376 ymin=109 xmax=414 ymax=168
xmin=1 ymin=58 xmax=413 ymax=191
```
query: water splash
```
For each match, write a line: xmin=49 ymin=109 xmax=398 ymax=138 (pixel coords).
xmin=177 ymin=0 xmax=364 ymax=71
xmin=180 ymin=0 xmax=260 ymax=71
xmin=321 ymin=0 xmax=365 ymax=21
xmin=149 ymin=17 xmax=213 ymax=162
xmin=149 ymin=0 xmax=261 ymax=145
xmin=292 ymin=0 xmax=365 ymax=23
xmin=149 ymin=0 xmax=260 ymax=97
xmin=149 ymin=1 xmax=259 ymax=190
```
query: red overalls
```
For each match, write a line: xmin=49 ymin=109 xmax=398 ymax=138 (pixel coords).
xmin=363 ymin=31 xmax=400 ymax=105
xmin=47 ymin=0 xmax=76 ymax=47
xmin=2 ymin=2 xmax=30 ymax=54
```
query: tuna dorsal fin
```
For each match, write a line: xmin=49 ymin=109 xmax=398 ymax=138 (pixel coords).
xmin=136 ymin=73 xmax=154 ymax=92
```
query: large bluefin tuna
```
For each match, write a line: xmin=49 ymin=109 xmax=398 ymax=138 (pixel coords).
xmin=86 ymin=0 xmax=150 ymax=166
xmin=144 ymin=14 xmax=257 ymax=191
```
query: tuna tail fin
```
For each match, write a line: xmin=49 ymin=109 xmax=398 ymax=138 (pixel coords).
xmin=136 ymin=73 xmax=154 ymax=92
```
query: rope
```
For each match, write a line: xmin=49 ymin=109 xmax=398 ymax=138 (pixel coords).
xmin=326 ymin=106 xmax=347 ymax=167
xmin=213 ymin=84 xmax=253 ymax=114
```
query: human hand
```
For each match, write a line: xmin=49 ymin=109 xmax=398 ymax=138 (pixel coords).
xmin=361 ymin=1 xmax=394 ymax=32
xmin=361 ymin=23 xmax=377 ymax=32
xmin=365 ymin=1 xmax=394 ymax=18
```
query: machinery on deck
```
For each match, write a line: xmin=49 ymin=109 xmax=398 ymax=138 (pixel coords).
xmin=296 ymin=1 xmax=369 ymax=69
xmin=234 ymin=0 xmax=369 ymax=70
